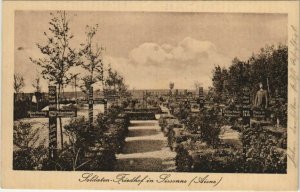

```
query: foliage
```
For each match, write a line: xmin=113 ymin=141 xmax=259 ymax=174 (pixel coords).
xmin=13 ymin=122 xmax=47 ymax=170
xmin=56 ymin=105 xmax=128 ymax=171
xmin=212 ymin=66 xmax=229 ymax=102
xmin=79 ymin=25 xmax=104 ymax=97
xmin=57 ymin=117 xmax=107 ymax=170
xmin=183 ymin=107 xmax=222 ymax=148
xmin=30 ymin=11 xmax=80 ymax=149
xmin=185 ymin=113 xmax=202 ymax=134
xmin=105 ymin=67 xmax=128 ymax=96
xmin=30 ymin=11 xmax=79 ymax=91
xmin=192 ymin=147 xmax=244 ymax=173
xmin=269 ymin=101 xmax=287 ymax=127
xmin=175 ymin=141 xmax=244 ymax=172
xmin=211 ymin=44 xmax=288 ymax=104
xmin=198 ymin=108 xmax=222 ymax=148
xmin=173 ymin=101 xmax=191 ymax=123
xmin=175 ymin=143 xmax=193 ymax=172
xmin=241 ymin=122 xmax=287 ymax=173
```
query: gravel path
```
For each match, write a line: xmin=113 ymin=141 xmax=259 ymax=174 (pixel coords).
xmin=115 ymin=120 xmax=177 ymax=172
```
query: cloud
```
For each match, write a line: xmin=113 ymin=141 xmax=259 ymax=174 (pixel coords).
xmin=129 ymin=43 xmax=172 ymax=66
xmin=129 ymin=37 xmax=230 ymax=69
xmin=16 ymin=37 xmax=231 ymax=92
xmin=103 ymin=37 xmax=231 ymax=90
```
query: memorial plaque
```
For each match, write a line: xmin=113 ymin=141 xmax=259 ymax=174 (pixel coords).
xmin=49 ymin=110 xmax=77 ymax=118
xmin=223 ymin=109 xmax=241 ymax=117
xmin=252 ymin=110 xmax=266 ymax=118
xmin=28 ymin=111 xmax=48 ymax=118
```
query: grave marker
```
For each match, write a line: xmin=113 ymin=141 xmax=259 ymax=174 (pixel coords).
xmin=242 ymin=87 xmax=251 ymax=126
xmin=28 ymin=86 xmax=77 ymax=160
xmin=222 ymin=87 xmax=267 ymax=127
xmin=48 ymin=86 xmax=58 ymax=159
xmin=77 ymin=86 xmax=108 ymax=129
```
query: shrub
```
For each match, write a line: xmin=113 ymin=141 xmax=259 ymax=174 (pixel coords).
xmin=241 ymin=122 xmax=287 ymax=173
xmin=192 ymin=147 xmax=244 ymax=173
xmin=175 ymin=140 xmax=244 ymax=173
xmin=13 ymin=122 xmax=47 ymax=170
xmin=175 ymin=143 xmax=193 ymax=172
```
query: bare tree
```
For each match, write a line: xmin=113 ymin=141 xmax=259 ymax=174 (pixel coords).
xmin=14 ymin=73 xmax=25 ymax=94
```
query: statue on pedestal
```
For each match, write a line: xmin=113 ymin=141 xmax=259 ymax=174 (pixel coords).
xmin=254 ymin=82 xmax=268 ymax=109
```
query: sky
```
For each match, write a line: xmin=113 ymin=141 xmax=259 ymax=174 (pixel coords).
xmin=15 ymin=11 xmax=287 ymax=92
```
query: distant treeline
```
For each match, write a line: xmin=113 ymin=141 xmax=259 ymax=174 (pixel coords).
xmin=16 ymin=89 xmax=206 ymax=100
xmin=210 ymin=44 xmax=287 ymax=104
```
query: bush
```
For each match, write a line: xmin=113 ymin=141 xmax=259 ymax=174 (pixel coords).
xmin=175 ymin=143 xmax=193 ymax=172
xmin=183 ymin=107 xmax=222 ymax=148
xmin=57 ymin=106 xmax=129 ymax=171
xmin=192 ymin=147 xmax=244 ymax=173
xmin=241 ymin=122 xmax=287 ymax=173
xmin=13 ymin=122 xmax=47 ymax=170
xmin=175 ymin=140 xmax=244 ymax=173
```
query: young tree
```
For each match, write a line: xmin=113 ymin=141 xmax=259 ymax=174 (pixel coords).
xmin=30 ymin=11 xmax=79 ymax=149
xmin=105 ymin=67 xmax=127 ymax=96
xmin=14 ymin=73 xmax=25 ymax=94
xmin=79 ymin=25 xmax=104 ymax=96
xmin=13 ymin=122 xmax=47 ymax=170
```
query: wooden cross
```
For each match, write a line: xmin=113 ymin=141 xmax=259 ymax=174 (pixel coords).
xmin=77 ymin=86 xmax=108 ymax=129
xmin=28 ymin=86 xmax=77 ymax=160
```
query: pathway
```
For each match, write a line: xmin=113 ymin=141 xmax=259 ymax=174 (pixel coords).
xmin=115 ymin=120 xmax=177 ymax=172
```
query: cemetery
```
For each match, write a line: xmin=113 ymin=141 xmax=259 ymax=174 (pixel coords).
xmin=13 ymin=11 xmax=287 ymax=173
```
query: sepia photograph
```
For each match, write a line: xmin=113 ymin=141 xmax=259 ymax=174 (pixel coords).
xmin=13 ymin=10 xmax=288 ymax=173
xmin=1 ymin=1 xmax=299 ymax=191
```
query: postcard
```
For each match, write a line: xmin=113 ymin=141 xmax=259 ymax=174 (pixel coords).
xmin=1 ymin=1 xmax=299 ymax=191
